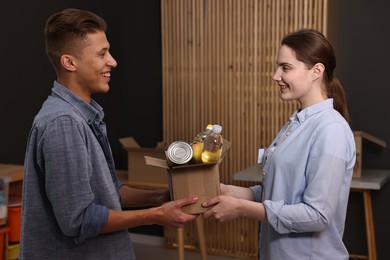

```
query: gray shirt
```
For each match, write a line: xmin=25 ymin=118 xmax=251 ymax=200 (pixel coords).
xmin=251 ymin=99 xmax=356 ymax=260
xmin=20 ymin=81 xmax=135 ymax=259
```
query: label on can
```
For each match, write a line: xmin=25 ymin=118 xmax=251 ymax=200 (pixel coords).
xmin=167 ymin=141 xmax=194 ymax=165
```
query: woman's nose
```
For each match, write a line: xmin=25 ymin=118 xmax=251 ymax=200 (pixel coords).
xmin=272 ymin=70 xmax=281 ymax=81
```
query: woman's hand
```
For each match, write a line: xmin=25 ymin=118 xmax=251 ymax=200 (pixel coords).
xmin=202 ymin=190 xmax=267 ymax=222
xmin=201 ymin=195 xmax=243 ymax=222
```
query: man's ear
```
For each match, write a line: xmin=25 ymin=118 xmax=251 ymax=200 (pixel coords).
xmin=312 ymin=63 xmax=325 ymax=80
xmin=60 ymin=54 xmax=77 ymax=72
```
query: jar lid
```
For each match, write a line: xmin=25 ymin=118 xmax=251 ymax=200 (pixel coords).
xmin=167 ymin=141 xmax=193 ymax=165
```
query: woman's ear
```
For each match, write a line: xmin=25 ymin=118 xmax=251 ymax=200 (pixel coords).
xmin=60 ymin=54 xmax=77 ymax=72
xmin=312 ymin=63 xmax=325 ymax=80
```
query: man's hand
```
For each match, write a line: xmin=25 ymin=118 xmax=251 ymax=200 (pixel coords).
xmin=156 ymin=196 xmax=198 ymax=227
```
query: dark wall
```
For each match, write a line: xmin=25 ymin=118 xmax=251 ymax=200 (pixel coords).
xmin=1 ymin=0 xmax=390 ymax=258
xmin=0 ymin=1 xmax=162 ymax=170
xmin=328 ymin=0 xmax=390 ymax=258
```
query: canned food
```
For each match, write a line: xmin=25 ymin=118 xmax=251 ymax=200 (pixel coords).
xmin=167 ymin=141 xmax=194 ymax=165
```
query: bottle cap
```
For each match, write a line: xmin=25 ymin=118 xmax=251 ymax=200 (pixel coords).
xmin=212 ymin=124 xmax=222 ymax=134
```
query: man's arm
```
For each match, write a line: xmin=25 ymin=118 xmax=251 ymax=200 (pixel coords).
xmin=100 ymin=196 xmax=198 ymax=233
xmin=118 ymin=184 xmax=170 ymax=207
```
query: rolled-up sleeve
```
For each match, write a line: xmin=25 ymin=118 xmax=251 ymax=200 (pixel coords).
xmin=74 ymin=203 xmax=109 ymax=244
xmin=249 ymin=185 xmax=262 ymax=202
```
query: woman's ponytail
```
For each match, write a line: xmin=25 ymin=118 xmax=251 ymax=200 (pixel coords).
xmin=328 ymin=77 xmax=350 ymax=123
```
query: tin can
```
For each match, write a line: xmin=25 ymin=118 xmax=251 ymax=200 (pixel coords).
xmin=167 ymin=141 xmax=194 ymax=165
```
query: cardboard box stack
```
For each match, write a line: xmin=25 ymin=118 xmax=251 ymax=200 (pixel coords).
xmin=119 ymin=137 xmax=168 ymax=187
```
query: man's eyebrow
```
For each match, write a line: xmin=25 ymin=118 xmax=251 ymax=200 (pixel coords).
xmin=97 ymin=47 xmax=109 ymax=53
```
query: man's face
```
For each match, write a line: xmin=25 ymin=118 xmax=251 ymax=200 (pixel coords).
xmin=73 ymin=31 xmax=117 ymax=101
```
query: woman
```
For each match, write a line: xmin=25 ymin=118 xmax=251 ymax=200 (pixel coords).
xmin=202 ymin=29 xmax=356 ymax=260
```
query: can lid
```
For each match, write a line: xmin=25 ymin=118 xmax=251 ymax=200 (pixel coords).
xmin=167 ymin=141 xmax=194 ymax=165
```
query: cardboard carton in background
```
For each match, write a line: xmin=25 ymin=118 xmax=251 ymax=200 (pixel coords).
xmin=145 ymin=140 xmax=231 ymax=214
xmin=119 ymin=137 xmax=168 ymax=186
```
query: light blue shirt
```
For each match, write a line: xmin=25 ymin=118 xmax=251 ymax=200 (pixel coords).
xmin=20 ymin=81 xmax=135 ymax=260
xmin=251 ymin=99 xmax=356 ymax=260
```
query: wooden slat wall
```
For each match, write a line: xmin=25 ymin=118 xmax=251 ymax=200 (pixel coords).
xmin=161 ymin=0 xmax=328 ymax=257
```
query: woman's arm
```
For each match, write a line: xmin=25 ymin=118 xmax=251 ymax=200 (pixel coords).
xmin=220 ymin=183 xmax=255 ymax=200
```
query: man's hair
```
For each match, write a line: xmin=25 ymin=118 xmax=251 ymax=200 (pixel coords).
xmin=44 ymin=8 xmax=107 ymax=72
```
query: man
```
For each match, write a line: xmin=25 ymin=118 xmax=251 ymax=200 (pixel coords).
xmin=20 ymin=8 xmax=197 ymax=260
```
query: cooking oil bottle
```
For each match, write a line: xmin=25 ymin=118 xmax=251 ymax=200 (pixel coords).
xmin=192 ymin=124 xmax=213 ymax=143
xmin=191 ymin=123 xmax=213 ymax=163
xmin=201 ymin=124 xmax=223 ymax=164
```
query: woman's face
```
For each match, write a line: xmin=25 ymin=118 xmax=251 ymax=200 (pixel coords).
xmin=272 ymin=45 xmax=322 ymax=109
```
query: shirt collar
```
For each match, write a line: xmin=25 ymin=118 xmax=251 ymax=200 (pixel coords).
xmin=294 ymin=98 xmax=334 ymax=124
xmin=52 ymin=81 xmax=104 ymax=124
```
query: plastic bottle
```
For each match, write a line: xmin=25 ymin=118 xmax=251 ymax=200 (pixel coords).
xmin=191 ymin=124 xmax=213 ymax=163
xmin=201 ymin=124 xmax=223 ymax=164
xmin=193 ymin=124 xmax=213 ymax=143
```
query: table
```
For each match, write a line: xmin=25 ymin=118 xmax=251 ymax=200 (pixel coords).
xmin=349 ymin=170 xmax=390 ymax=260
xmin=233 ymin=165 xmax=390 ymax=260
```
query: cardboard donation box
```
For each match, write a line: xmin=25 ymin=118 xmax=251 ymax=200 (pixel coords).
xmin=119 ymin=137 xmax=168 ymax=186
xmin=145 ymin=140 xmax=231 ymax=214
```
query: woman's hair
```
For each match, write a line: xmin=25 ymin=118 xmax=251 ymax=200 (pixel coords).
xmin=44 ymin=8 xmax=107 ymax=72
xmin=281 ymin=29 xmax=350 ymax=122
